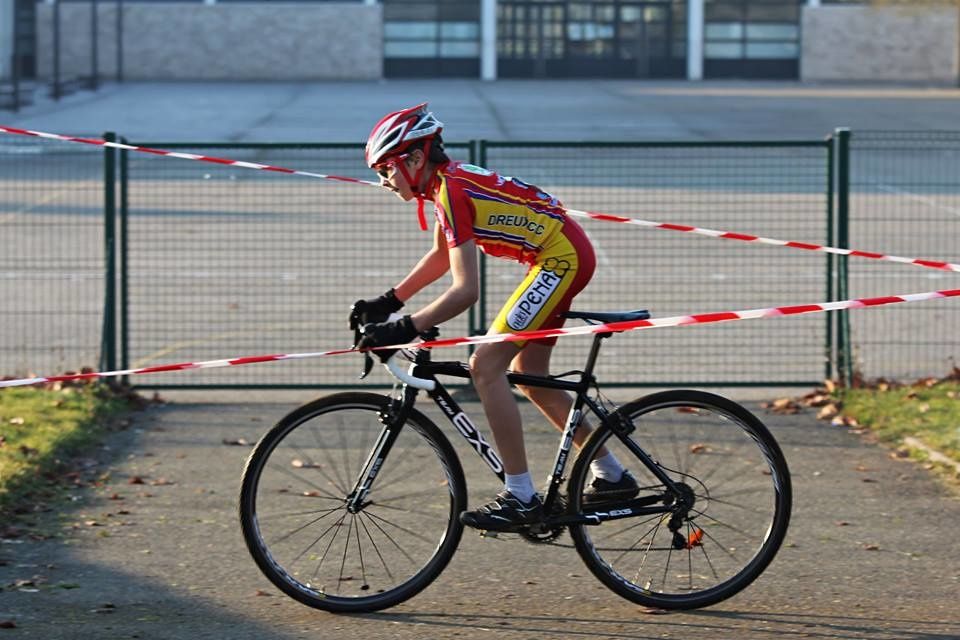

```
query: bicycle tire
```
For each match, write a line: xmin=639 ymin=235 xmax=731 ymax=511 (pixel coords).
xmin=239 ymin=392 xmax=467 ymax=613
xmin=568 ymin=390 xmax=791 ymax=610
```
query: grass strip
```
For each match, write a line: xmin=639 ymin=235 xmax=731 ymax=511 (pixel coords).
xmin=839 ymin=380 xmax=960 ymax=468
xmin=0 ymin=383 xmax=130 ymax=520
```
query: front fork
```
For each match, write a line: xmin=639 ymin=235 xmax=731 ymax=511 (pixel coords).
xmin=344 ymin=386 xmax=415 ymax=513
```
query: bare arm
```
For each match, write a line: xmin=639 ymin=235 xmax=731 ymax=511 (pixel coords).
xmin=394 ymin=223 xmax=450 ymax=302
xmin=409 ymin=239 xmax=479 ymax=331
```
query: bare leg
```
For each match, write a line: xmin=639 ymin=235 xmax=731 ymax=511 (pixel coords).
xmin=512 ymin=342 xmax=610 ymax=457
xmin=469 ymin=342 xmax=528 ymax=475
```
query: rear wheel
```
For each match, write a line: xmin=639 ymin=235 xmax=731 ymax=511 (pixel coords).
xmin=239 ymin=392 xmax=467 ymax=613
xmin=568 ymin=390 xmax=791 ymax=610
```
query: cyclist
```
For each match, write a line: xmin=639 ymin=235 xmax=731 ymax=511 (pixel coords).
xmin=351 ymin=103 xmax=639 ymax=531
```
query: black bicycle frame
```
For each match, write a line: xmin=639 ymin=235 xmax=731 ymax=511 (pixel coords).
xmin=347 ymin=331 xmax=684 ymax=524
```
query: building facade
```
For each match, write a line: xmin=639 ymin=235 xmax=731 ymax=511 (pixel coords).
xmin=9 ymin=0 xmax=959 ymax=84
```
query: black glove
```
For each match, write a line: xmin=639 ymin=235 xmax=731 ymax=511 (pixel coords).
xmin=349 ymin=289 xmax=404 ymax=330
xmin=357 ymin=315 xmax=420 ymax=362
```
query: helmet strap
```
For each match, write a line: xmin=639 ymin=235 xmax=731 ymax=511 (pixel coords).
xmin=397 ymin=141 xmax=434 ymax=232
xmin=416 ymin=197 xmax=428 ymax=231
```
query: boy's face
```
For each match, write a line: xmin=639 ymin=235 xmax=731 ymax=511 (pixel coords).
xmin=375 ymin=151 xmax=424 ymax=201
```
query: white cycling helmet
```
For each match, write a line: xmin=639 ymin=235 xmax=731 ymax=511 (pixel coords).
xmin=365 ymin=103 xmax=443 ymax=169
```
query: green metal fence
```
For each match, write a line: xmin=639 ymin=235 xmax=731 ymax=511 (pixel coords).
xmin=0 ymin=132 xmax=106 ymax=377
xmin=6 ymin=130 xmax=956 ymax=389
xmin=109 ymin=137 xmax=833 ymax=389
xmin=844 ymin=130 xmax=960 ymax=381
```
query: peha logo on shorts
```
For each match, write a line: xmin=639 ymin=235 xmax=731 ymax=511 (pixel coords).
xmin=506 ymin=267 xmax=564 ymax=331
xmin=487 ymin=214 xmax=545 ymax=235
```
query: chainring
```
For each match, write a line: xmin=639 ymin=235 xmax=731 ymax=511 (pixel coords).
xmin=521 ymin=495 xmax=568 ymax=545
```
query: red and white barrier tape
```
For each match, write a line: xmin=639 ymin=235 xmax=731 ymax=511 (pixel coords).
xmin=0 ymin=125 xmax=379 ymax=187
xmin=1 ymin=125 xmax=958 ymax=274
xmin=3 ymin=287 xmax=958 ymax=389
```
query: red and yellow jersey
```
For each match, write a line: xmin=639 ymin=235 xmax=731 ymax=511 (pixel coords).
xmin=431 ymin=162 xmax=572 ymax=265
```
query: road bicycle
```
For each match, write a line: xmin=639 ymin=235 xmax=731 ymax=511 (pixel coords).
xmin=239 ymin=309 xmax=792 ymax=613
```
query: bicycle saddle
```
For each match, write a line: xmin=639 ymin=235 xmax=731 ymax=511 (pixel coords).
xmin=562 ymin=309 xmax=650 ymax=324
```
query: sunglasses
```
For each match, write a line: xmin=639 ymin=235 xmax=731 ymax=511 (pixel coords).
xmin=374 ymin=153 xmax=411 ymax=180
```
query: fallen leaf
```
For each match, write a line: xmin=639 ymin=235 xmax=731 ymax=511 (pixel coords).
xmin=854 ymin=464 xmax=870 ymax=472
xmin=9 ymin=417 xmax=24 ymax=425
xmin=222 ymin=438 xmax=251 ymax=447
xmin=109 ymin=493 xmax=124 ymax=501
xmin=802 ymin=393 xmax=831 ymax=407
xmin=824 ymin=379 xmax=837 ymax=394
xmin=863 ymin=543 xmax=880 ymax=551
xmin=918 ymin=403 xmax=930 ymax=414
xmin=0 ymin=620 xmax=16 ymax=629
xmin=835 ymin=521 xmax=850 ymax=526
xmin=817 ymin=404 xmax=839 ymax=420
xmin=128 ymin=476 xmax=145 ymax=485
xmin=149 ymin=478 xmax=175 ymax=486
xmin=254 ymin=589 xmax=272 ymax=597
xmin=689 ymin=443 xmax=708 ymax=454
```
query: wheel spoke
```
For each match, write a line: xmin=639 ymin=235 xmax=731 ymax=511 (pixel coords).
xmin=363 ymin=509 xmax=439 ymax=546
xmin=360 ymin=511 xmax=420 ymax=566
xmin=358 ymin=514 xmax=395 ymax=582
xmin=266 ymin=507 xmax=344 ymax=546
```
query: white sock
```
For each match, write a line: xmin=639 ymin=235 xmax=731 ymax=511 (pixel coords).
xmin=504 ymin=472 xmax=536 ymax=503
xmin=590 ymin=452 xmax=624 ymax=482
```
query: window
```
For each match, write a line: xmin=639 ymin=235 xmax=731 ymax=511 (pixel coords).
xmin=705 ymin=0 xmax=801 ymax=61
xmin=383 ymin=0 xmax=480 ymax=60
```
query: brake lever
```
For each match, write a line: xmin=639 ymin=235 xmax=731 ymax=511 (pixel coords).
xmin=354 ymin=326 xmax=376 ymax=380
xmin=359 ymin=353 xmax=375 ymax=380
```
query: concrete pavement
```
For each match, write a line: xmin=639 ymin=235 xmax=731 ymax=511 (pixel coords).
xmin=4 ymin=79 xmax=960 ymax=142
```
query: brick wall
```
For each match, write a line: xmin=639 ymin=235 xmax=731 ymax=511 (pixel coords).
xmin=802 ymin=5 xmax=959 ymax=83
xmin=36 ymin=2 xmax=383 ymax=81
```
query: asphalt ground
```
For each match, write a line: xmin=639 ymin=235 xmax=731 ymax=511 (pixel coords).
xmin=1 ymin=390 xmax=958 ymax=639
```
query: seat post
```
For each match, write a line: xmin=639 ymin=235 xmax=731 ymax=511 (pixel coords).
xmin=580 ymin=330 xmax=611 ymax=383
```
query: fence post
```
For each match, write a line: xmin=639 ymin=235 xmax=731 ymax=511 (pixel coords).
xmin=99 ymin=131 xmax=117 ymax=375
xmin=119 ymin=137 xmax=129 ymax=384
xmin=824 ymin=135 xmax=835 ymax=381
xmin=834 ymin=127 xmax=852 ymax=386
xmin=475 ymin=139 xmax=488 ymax=339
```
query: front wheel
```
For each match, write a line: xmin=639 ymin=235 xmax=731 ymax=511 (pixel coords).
xmin=239 ymin=392 xmax=467 ymax=613
xmin=568 ymin=390 xmax=791 ymax=610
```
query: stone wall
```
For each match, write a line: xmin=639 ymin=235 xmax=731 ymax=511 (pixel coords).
xmin=36 ymin=2 xmax=382 ymax=81
xmin=802 ymin=5 xmax=959 ymax=83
